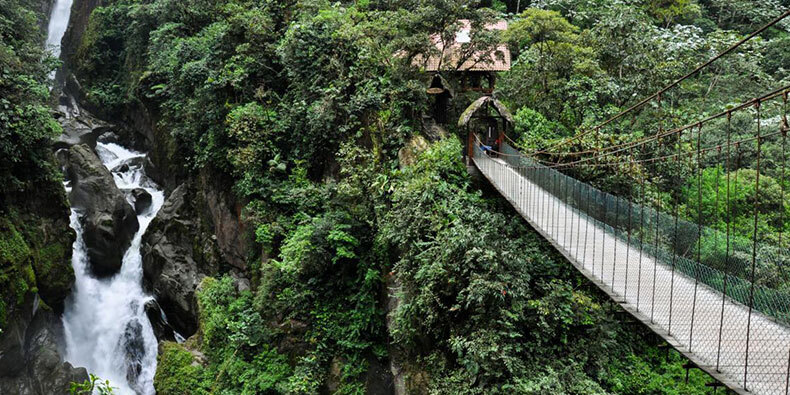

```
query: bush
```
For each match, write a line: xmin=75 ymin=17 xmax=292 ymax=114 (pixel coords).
xmin=512 ymin=107 xmax=566 ymax=150
xmin=0 ymin=0 xmax=61 ymax=194
xmin=154 ymin=343 xmax=208 ymax=395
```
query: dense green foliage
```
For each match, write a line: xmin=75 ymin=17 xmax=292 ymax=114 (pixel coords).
xmin=0 ymin=217 xmax=37 ymax=331
xmin=59 ymin=0 xmax=790 ymax=392
xmin=494 ymin=1 xmax=790 ymax=299
xmin=157 ymin=138 xmax=714 ymax=394
xmin=0 ymin=0 xmax=61 ymax=194
xmin=69 ymin=374 xmax=116 ymax=395
xmin=0 ymin=0 xmax=74 ymax=337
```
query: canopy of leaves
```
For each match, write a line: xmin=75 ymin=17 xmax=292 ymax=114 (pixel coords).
xmin=65 ymin=0 xmax=750 ymax=392
xmin=0 ymin=0 xmax=61 ymax=197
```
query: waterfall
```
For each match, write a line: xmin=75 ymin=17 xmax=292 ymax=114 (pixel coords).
xmin=45 ymin=0 xmax=73 ymax=59
xmin=47 ymin=1 xmax=167 ymax=393
xmin=62 ymin=143 xmax=165 ymax=395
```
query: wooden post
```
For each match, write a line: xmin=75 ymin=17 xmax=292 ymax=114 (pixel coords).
xmin=467 ymin=129 xmax=475 ymax=161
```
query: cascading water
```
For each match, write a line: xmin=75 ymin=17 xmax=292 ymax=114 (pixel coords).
xmin=47 ymin=1 xmax=170 ymax=392
xmin=46 ymin=0 xmax=73 ymax=80
xmin=62 ymin=144 xmax=165 ymax=394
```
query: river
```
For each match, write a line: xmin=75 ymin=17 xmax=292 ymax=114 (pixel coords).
xmin=47 ymin=1 xmax=165 ymax=393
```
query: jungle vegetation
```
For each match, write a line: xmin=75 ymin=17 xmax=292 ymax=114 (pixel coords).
xmin=4 ymin=0 xmax=790 ymax=393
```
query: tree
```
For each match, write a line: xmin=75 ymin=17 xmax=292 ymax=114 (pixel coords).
xmin=0 ymin=0 xmax=61 ymax=196
xmin=647 ymin=0 xmax=702 ymax=27
xmin=500 ymin=9 xmax=608 ymax=129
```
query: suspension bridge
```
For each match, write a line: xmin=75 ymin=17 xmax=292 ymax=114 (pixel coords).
xmin=467 ymin=10 xmax=790 ymax=395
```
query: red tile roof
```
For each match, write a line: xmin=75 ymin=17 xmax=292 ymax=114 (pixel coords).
xmin=415 ymin=20 xmax=511 ymax=72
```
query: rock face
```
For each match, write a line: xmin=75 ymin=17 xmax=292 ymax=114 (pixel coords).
xmin=199 ymin=171 xmax=250 ymax=271
xmin=60 ymin=0 xmax=103 ymax=87
xmin=52 ymin=92 xmax=123 ymax=152
xmin=67 ymin=144 xmax=139 ymax=276
xmin=142 ymin=184 xmax=218 ymax=337
xmin=112 ymin=157 xmax=145 ymax=174
xmin=120 ymin=318 xmax=145 ymax=393
xmin=97 ymin=131 xmax=121 ymax=145
xmin=144 ymin=299 xmax=176 ymax=343
xmin=131 ymin=188 xmax=152 ymax=215
xmin=0 ymin=298 xmax=88 ymax=394
xmin=398 ymin=135 xmax=430 ymax=168
xmin=53 ymin=111 xmax=111 ymax=151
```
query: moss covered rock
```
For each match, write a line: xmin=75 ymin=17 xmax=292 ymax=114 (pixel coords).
xmin=154 ymin=342 xmax=208 ymax=395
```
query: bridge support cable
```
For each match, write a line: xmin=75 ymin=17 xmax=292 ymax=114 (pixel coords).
xmin=669 ymin=126 xmax=682 ymax=337
xmin=690 ymin=123 xmax=703 ymax=353
xmin=523 ymin=9 xmax=790 ymax=160
xmin=716 ymin=112 xmax=732 ymax=372
xmin=471 ymin=114 xmax=790 ymax=393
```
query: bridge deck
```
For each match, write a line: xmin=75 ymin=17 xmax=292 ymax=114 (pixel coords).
xmin=473 ymin=153 xmax=790 ymax=395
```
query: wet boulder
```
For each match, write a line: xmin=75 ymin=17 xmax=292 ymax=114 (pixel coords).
xmin=54 ymin=118 xmax=98 ymax=150
xmin=53 ymin=104 xmax=111 ymax=151
xmin=67 ymin=144 xmax=139 ymax=276
xmin=54 ymin=149 xmax=70 ymax=175
xmin=23 ymin=310 xmax=89 ymax=394
xmin=131 ymin=189 xmax=152 ymax=215
xmin=112 ymin=157 xmax=145 ymax=174
xmin=97 ymin=131 xmax=121 ymax=145
xmin=0 ymin=305 xmax=88 ymax=395
xmin=120 ymin=319 xmax=145 ymax=392
xmin=144 ymin=299 xmax=176 ymax=343
xmin=142 ymin=184 xmax=218 ymax=337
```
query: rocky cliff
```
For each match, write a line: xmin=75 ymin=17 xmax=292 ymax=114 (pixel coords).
xmin=0 ymin=0 xmax=91 ymax=392
xmin=58 ymin=0 xmax=253 ymax=344
xmin=0 ymin=122 xmax=88 ymax=395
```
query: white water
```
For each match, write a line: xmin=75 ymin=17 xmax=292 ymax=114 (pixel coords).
xmin=45 ymin=0 xmax=73 ymax=59
xmin=62 ymin=143 xmax=165 ymax=395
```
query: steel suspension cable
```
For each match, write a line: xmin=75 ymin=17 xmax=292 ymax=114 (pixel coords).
xmin=744 ymin=101 xmax=763 ymax=389
xmin=716 ymin=113 xmax=734 ymax=372
xmin=690 ymin=122 xmax=703 ymax=352
xmin=524 ymin=9 xmax=790 ymax=157
xmin=524 ymin=86 xmax=790 ymax=168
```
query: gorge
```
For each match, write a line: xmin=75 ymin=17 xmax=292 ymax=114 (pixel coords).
xmin=53 ymin=0 xmax=170 ymax=393
xmin=61 ymin=141 xmax=165 ymax=395
xmin=3 ymin=0 xmax=788 ymax=394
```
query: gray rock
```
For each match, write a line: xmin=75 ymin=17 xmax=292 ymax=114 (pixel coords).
xmin=54 ymin=118 xmax=98 ymax=150
xmin=144 ymin=299 xmax=176 ymax=343
xmin=397 ymin=135 xmax=429 ymax=169
xmin=54 ymin=149 xmax=70 ymax=174
xmin=199 ymin=171 xmax=250 ymax=271
xmin=142 ymin=184 xmax=217 ymax=337
xmin=142 ymin=157 xmax=159 ymax=183
xmin=67 ymin=145 xmax=139 ymax=276
xmin=131 ymin=188 xmax=152 ymax=215
xmin=112 ymin=157 xmax=145 ymax=174
xmin=228 ymin=270 xmax=251 ymax=293
xmin=0 ymin=302 xmax=88 ymax=395
xmin=120 ymin=318 xmax=144 ymax=392
xmin=53 ymin=104 xmax=111 ymax=151
xmin=24 ymin=310 xmax=89 ymax=394
xmin=0 ymin=294 xmax=35 ymax=377
xmin=97 ymin=131 xmax=121 ymax=144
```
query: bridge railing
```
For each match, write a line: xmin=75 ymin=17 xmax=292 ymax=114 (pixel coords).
xmin=474 ymin=141 xmax=790 ymax=394
xmin=495 ymin=141 xmax=790 ymax=327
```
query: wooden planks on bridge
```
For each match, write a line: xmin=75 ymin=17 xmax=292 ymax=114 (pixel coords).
xmin=473 ymin=153 xmax=790 ymax=395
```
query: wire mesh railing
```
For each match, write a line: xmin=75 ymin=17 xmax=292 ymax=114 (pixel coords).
xmin=498 ymin=135 xmax=790 ymax=325
xmin=473 ymin=141 xmax=790 ymax=394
